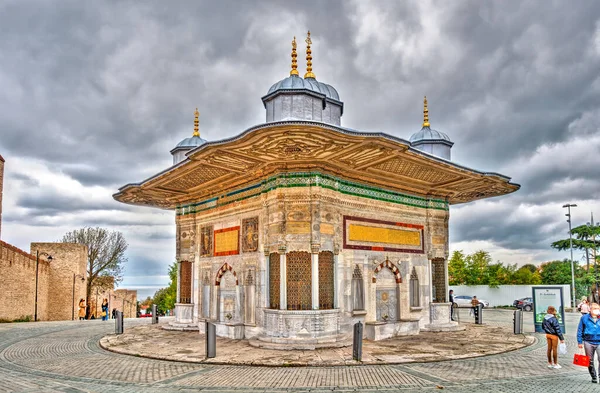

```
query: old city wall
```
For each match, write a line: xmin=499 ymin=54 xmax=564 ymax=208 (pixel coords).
xmin=0 ymin=241 xmax=50 ymax=321
xmin=112 ymin=289 xmax=137 ymax=318
xmin=31 ymin=243 xmax=87 ymax=321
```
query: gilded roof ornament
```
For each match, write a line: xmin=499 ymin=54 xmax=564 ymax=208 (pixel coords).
xmin=304 ymin=30 xmax=315 ymax=79
xmin=290 ymin=36 xmax=299 ymax=76
xmin=422 ymin=96 xmax=430 ymax=127
xmin=193 ymin=108 xmax=200 ymax=137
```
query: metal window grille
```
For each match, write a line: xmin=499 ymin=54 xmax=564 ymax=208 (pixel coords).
xmin=180 ymin=261 xmax=192 ymax=304
xmin=269 ymin=253 xmax=280 ymax=309
xmin=318 ymin=251 xmax=334 ymax=309
xmin=286 ymin=251 xmax=312 ymax=310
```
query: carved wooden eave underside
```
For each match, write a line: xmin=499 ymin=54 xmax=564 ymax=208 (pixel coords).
xmin=112 ymin=121 xmax=520 ymax=209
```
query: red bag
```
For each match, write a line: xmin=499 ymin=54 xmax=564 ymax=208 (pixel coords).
xmin=574 ymin=352 xmax=590 ymax=367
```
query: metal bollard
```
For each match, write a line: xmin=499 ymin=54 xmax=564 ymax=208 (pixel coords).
xmin=513 ymin=309 xmax=523 ymax=334
xmin=152 ymin=304 xmax=158 ymax=324
xmin=352 ymin=322 xmax=363 ymax=361
xmin=115 ymin=310 xmax=124 ymax=334
xmin=475 ymin=304 xmax=483 ymax=324
xmin=206 ymin=321 xmax=216 ymax=358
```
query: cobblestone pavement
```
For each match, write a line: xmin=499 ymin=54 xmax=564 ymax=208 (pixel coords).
xmin=0 ymin=310 xmax=597 ymax=392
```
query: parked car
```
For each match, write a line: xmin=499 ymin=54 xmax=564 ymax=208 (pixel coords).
xmin=452 ymin=295 xmax=489 ymax=308
xmin=513 ymin=297 xmax=533 ymax=311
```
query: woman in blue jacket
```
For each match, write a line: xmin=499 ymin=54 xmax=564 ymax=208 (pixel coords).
xmin=542 ymin=306 xmax=565 ymax=369
xmin=578 ymin=302 xmax=600 ymax=383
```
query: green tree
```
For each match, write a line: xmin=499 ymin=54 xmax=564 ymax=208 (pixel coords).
xmin=153 ymin=262 xmax=177 ymax=314
xmin=61 ymin=227 xmax=128 ymax=303
xmin=539 ymin=259 xmax=591 ymax=299
xmin=448 ymin=250 xmax=468 ymax=285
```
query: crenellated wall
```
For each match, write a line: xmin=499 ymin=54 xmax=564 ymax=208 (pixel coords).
xmin=0 ymin=241 xmax=50 ymax=321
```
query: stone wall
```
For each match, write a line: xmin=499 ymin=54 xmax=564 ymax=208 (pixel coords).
xmin=30 ymin=243 xmax=87 ymax=321
xmin=0 ymin=241 xmax=50 ymax=321
xmin=112 ymin=289 xmax=138 ymax=318
xmin=0 ymin=155 xmax=4 ymax=239
xmin=88 ymin=278 xmax=137 ymax=319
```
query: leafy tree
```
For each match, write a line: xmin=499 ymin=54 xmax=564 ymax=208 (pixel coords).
xmin=448 ymin=250 xmax=468 ymax=285
xmin=61 ymin=227 xmax=128 ymax=303
xmin=539 ymin=259 xmax=592 ymax=299
xmin=153 ymin=262 xmax=177 ymax=314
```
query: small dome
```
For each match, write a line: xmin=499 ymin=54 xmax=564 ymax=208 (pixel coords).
xmin=267 ymin=75 xmax=340 ymax=101
xmin=409 ymin=126 xmax=452 ymax=143
xmin=175 ymin=135 xmax=207 ymax=149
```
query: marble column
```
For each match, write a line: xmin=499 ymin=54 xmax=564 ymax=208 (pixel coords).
xmin=333 ymin=249 xmax=339 ymax=309
xmin=311 ymin=249 xmax=319 ymax=310
xmin=279 ymin=248 xmax=287 ymax=310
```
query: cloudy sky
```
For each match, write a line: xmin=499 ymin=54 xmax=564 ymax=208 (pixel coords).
xmin=1 ymin=0 xmax=599 ymax=299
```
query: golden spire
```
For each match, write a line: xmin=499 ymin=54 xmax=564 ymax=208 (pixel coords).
xmin=304 ymin=30 xmax=315 ymax=79
xmin=422 ymin=96 xmax=430 ymax=127
xmin=193 ymin=108 xmax=200 ymax=137
xmin=290 ymin=36 xmax=299 ymax=76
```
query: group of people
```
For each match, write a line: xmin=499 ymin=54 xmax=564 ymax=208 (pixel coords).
xmin=77 ymin=298 xmax=111 ymax=321
xmin=543 ymin=297 xmax=600 ymax=383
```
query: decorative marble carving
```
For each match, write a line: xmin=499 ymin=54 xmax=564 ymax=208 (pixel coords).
xmin=200 ymin=226 xmax=213 ymax=257
xmin=242 ymin=217 xmax=259 ymax=252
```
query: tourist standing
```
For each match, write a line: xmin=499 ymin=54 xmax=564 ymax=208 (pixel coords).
xmin=542 ymin=306 xmax=565 ymax=369
xmin=579 ymin=298 xmax=591 ymax=315
xmin=78 ymin=298 xmax=86 ymax=321
xmin=101 ymin=298 xmax=109 ymax=321
xmin=449 ymin=290 xmax=457 ymax=321
xmin=577 ymin=302 xmax=600 ymax=383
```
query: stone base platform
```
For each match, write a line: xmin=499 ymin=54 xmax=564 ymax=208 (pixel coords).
xmin=421 ymin=322 xmax=466 ymax=332
xmin=100 ymin=321 xmax=535 ymax=366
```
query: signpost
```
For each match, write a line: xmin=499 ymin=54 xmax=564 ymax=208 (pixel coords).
xmin=532 ymin=286 xmax=565 ymax=334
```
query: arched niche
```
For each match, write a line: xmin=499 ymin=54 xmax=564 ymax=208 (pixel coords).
xmin=372 ymin=260 xmax=402 ymax=322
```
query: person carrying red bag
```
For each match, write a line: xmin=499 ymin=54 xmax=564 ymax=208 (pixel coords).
xmin=577 ymin=302 xmax=600 ymax=383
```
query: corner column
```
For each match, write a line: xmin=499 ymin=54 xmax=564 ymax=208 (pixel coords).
xmin=333 ymin=246 xmax=339 ymax=309
xmin=311 ymin=244 xmax=320 ymax=310
xmin=279 ymin=245 xmax=287 ymax=310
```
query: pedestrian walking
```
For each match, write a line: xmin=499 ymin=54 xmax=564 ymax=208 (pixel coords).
xmin=542 ymin=305 xmax=565 ymax=369
xmin=101 ymin=298 xmax=109 ymax=321
xmin=579 ymin=298 xmax=591 ymax=315
xmin=469 ymin=296 xmax=479 ymax=317
xmin=111 ymin=308 xmax=116 ymax=319
xmin=577 ymin=302 xmax=600 ymax=383
xmin=78 ymin=298 xmax=86 ymax=321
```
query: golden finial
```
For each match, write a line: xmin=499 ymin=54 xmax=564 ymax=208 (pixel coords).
xmin=304 ymin=30 xmax=315 ymax=79
xmin=193 ymin=108 xmax=200 ymax=137
xmin=290 ymin=36 xmax=299 ymax=76
xmin=422 ymin=96 xmax=430 ymax=127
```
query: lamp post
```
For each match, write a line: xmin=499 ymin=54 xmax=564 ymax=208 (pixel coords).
xmin=34 ymin=251 xmax=52 ymax=322
xmin=71 ymin=273 xmax=85 ymax=320
xmin=563 ymin=203 xmax=578 ymax=308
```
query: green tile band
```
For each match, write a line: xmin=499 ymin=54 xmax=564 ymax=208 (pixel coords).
xmin=176 ymin=172 xmax=448 ymax=216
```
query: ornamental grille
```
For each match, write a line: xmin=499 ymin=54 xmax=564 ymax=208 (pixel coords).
xmin=410 ymin=267 xmax=420 ymax=307
xmin=286 ymin=251 xmax=312 ymax=310
xmin=269 ymin=253 xmax=280 ymax=309
xmin=180 ymin=261 xmax=192 ymax=304
xmin=318 ymin=251 xmax=334 ymax=309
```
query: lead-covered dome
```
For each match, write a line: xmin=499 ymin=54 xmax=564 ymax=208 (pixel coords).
xmin=171 ymin=109 xmax=207 ymax=165
xmin=267 ymin=75 xmax=340 ymax=101
xmin=410 ymin=97 xmax=453 ymax=160
xmin=175 ymin=135 xmax=207 ymax=148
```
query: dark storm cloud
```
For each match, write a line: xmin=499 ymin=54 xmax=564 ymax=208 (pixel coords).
xmin=1 ymin=0 xmax=599 ymax=282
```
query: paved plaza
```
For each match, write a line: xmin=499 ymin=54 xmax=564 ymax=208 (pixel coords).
xmin=0 ymin=309 xmax=598 ymax=392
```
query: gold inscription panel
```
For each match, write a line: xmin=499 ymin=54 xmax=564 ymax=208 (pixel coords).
xmin=349 ymin=224 xmax=421 ymax=247
xmin=214 ymin=228 xmax=240 ymax=256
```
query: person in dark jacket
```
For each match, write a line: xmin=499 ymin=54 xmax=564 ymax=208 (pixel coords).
xmin=542 ymin=305 xmax=565 ymax=369
xmin=578 ymin=302 xmax=600 ymax=383
xmin=449 ymin=290 xmax=456 ymax=321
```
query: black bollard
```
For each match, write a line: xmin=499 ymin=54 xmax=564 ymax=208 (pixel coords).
xmin=206 ymin=321 xmax=216 ymax=358
xmin=152 ymin=304 xmax=158 ymax=324
xmin=513 ymin=309 xmax=523 ymax=334
xmin=115 ymin=310 xmax=124 ymax=334
xmin=475 ymin=303 xmax=483 ymax=324
xmin=352 ymin=321 xmax=363 ymax=361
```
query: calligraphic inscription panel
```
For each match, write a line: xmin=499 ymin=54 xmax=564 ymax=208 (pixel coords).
xmin=269 ymin=253 xmax=280 ymax=309
xmin=286 ymin=251 xmax=312 ymax=310
xmin=343 ymin=216 xmax=424 ymax=254
xmin=242 ymin=217 xmax=259 ymax=252
xmin=214 ymin=227 xmax=240 ymax=256
xmin=200 ymin=226 xmax=213 ymax=257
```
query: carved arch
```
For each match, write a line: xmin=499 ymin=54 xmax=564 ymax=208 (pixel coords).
xmin=372 ymin=259 xmax=402 ymax=283
xmin=215 ymin=263 xmax=238 ymax=286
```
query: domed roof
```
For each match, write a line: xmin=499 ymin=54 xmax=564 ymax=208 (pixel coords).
xmin=267 ymin=75 xmax=340 ymax=101
xmin=175 ymin=135 xmax=207 ymax=149
xmin=409 ymin=126 xmax=452 ymax=143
